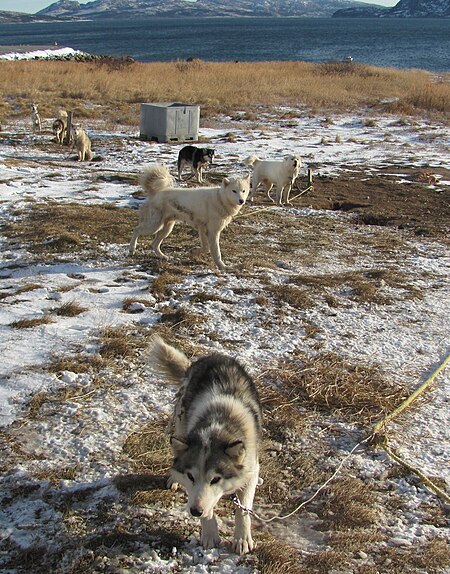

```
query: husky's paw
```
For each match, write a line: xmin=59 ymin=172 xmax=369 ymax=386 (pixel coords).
xmin=232 ymin=534 xmax=255 ymax=555
xmin=200 ymin=520 xmax=220 ymax=549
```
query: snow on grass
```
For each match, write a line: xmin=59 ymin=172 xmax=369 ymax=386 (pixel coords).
xmin=0 ymin=109 xmax=449 ymax=573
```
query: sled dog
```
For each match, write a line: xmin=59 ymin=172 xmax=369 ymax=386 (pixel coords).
xmin=129 ymin=164 xmax=250 ymax=270
xmin=150 ymin=335 xmax=262 ymax=554
xmin=30 ymin=103 xmax=41 ymax=133
xmin=177 ymin=145 xmax=215 ymax=183
xmin=71 ymin=124 xmax=93 ymax=161
xmin=245 ymin=155 xmax=301 ymax=206
xmin=52 ymin=110 xmax=68 ymax=145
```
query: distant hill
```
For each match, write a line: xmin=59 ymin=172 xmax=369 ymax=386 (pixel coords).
xmin=333 ymin=0 xmax=450 ymax=17
xmin=1 ymin=0 xmax=447 ymax=22
xmin=35 ymin=0 xmax=383 ymax=19
xmin=0 ymin=10 xmax=68 ymax=22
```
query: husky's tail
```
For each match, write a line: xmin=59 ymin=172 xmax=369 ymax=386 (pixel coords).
xmin=140 ymin=164 xmax=174 ymax=196
xmin=149 ymin=335 xmax=191 ymax=385
xmin=244 ymin=155 xmax=260 ymax=168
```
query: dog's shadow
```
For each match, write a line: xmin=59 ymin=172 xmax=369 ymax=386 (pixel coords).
xmin=114 ymin=471 xmax=168 ymax=493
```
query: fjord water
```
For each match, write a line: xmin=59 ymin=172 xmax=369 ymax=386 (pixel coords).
xmin=0 ymin=17 xmax=449 ymax=72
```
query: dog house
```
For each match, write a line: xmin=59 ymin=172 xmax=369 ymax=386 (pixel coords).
xmin=140 ymin=102 xmax=199 ymax=143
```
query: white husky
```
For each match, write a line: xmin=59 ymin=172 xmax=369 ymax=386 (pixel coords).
xmin=245 ymin=155 xmax=301 ymax=206
xmin=71 ymin=124 xmax=93 ymax=161
xmin=150 ymin=335 xmax=262 ymax=554
xmin=129 ymin=164 xmax=250 ymax=270
xmin=30 ymin=103 xmax=41 ymax=133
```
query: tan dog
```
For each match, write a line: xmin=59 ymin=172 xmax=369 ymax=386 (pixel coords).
xmin=71 ymin=124 xmax=93 ymax=161
xmin=129 ymin=164 xmax=250 ymax=270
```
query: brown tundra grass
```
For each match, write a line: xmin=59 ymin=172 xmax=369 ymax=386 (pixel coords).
xmin=0 ymin=60 xmax=448 ymax=123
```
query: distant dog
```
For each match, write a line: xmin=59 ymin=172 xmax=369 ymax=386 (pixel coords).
xmin=30 ymin=103 xmax=41 ymax=133
xmin=245 ymin=155 xmax=301 ymax=206
xmin=71 ymin=124 xmax=93 ymax=161
xmin=52 ymin=110 xmax=68 ymax=145
xmin=150 ymin=335 xmax=262 ymax=554
xmin=177 ymin=145 xmax=215 ymax=183
xmin=129 ymin=164 xmax=250 ymax=270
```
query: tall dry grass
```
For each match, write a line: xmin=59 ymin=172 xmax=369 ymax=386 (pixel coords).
xmin=0 ymin=59 xmax=448 ymax=124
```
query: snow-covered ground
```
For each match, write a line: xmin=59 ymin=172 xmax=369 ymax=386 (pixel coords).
xmin=0 ymin=47 xmax=86 ymax=60
xmin=0 ymin=106 xmax=449 ymax=573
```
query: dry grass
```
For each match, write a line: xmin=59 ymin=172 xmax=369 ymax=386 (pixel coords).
xmin=3 ymin=203 xmax=134 ymax=254
xmin=289 ymin=268 xmax=423 ymax=306
xmin=46 ymin=352 xmax=104 ymax=374
xmin=123 ymin=418 xmax=172 ymax=476
xmin=97 ymin=325 xmax=143 ymax=360
xmin=10 ymin=315 xmax=54 ymax=329
xmin=255 ymin=539 xmax=303 ymax=574
xmin=264 ymin=352 xmax=408 ymax=425
xmin=52 ymin=300 xmax=87 ymax=317
xmin=0 ymin=60 xmax=448 ymax=123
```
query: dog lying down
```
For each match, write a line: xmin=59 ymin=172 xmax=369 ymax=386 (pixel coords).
xmin=150 ymin=335 xmax=263 ymax=554
xmin=245 ymin=155 xmax=301 ymax=206
xmin=129 ymin=164 xmax=250 ymax=270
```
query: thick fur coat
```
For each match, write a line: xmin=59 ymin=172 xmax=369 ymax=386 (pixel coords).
xmin=129 ymin=164 xmax=250 ymax=270
xmin=245 ymin=154 xmax=301 ymax=206
xmin=149 ymin=335 xmax=262 ymax=554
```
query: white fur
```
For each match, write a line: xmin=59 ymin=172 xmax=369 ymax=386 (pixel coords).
xmin=30 ymin=104 xmax=41 ymax=133
xmin=71 ymin=124 xmax=93 ymax=161
xmin=149 ymin=336 xmax=262 ymax=554
xmin=245 ymin=154 xmax=301 ymax=206
xmin=129 ymin=164 xmax=250 ymax=270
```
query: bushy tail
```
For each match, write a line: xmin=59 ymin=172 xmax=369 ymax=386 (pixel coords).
xmin=244 ymin=155 xmax=260 ymax=167
xmin=149 ymin=335 xmax=191 ymax=385
xmin=140 ymin=164 xmax=174 ymax=196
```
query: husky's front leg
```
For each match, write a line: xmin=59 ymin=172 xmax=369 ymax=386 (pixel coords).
xmin=232 ymin=462 xmax=259 ymax=554
xmin=200 ymin=515 xmax=220 ymax=549
xmin=207 ymin=228 xmax=227 ymax=271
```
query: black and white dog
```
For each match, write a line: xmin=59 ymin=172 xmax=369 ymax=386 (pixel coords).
xmin=150 ymin=335 xmax=262 ymax=554
xmin=177 ymin=145 xmax=215 ymax=183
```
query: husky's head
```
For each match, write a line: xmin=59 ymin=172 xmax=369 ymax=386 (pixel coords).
xmin=71 ymin=124 xmax=82 ymax=139
xmin=202 ymin=148 xmax=215 ymax=164
xmin=221 ymin=175 xmax=251 ymax=207
xmin=170 ymin=436 xmax=248 ymax=520
xmin=31 ymin=103 xmax=39 ymax=114
xmin=284 ymin=155 xmax=302 ymax=174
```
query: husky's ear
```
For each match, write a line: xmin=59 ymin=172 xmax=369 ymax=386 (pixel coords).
xmin=171 ymin=436 xmax=188 ymax=456
xmin=222 ymin=177 xmax=230 ymax=187
xmin=225 ymin=441 xmax=246 ymax=464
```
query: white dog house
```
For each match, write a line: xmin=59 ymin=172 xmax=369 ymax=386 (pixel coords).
xmin=140 ymin=102 xmax=199 ymax=143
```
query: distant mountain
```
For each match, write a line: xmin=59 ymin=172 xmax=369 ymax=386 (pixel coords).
xmin=333 ymin=0 xmax=450 ymax=17
xmin=35 ymin=0 xmax=384 ymax=19
xmin=1 ymin=0 xmax=447 ymax=22
xmin=0 ymin=9 xmax=67 ymax=22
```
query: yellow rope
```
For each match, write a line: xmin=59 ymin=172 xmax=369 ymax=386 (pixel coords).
xmin=372 ymin=352 xmax=450 ymax=504
xmin=382 ymin=443 xmax=450 ymax=504
xmin=373 ymin=352 xmax=450 ymax=435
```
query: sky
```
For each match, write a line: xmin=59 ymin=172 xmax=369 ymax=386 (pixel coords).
xmin=2 ymin=0 xmax=399 ymax=15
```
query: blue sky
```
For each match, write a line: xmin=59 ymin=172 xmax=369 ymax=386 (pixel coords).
xmin=2 ymin=0 xmax=399 ymax=15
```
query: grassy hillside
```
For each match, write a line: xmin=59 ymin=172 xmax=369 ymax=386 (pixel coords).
xmin=1 ymin=59 xmax=449 ymax=125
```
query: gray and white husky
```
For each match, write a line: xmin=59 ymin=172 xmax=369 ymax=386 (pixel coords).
xmin=150 ymin=335 xmax=263 ymax=554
